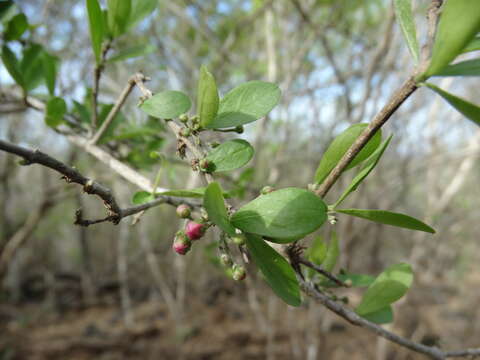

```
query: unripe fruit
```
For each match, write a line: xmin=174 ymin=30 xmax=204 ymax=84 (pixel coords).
xmin=232 ymin=265 xmax=246 ymax=281
xmin=231 ymin=234 xmax=246 ymax=246
xmin=260 ymin=186 xmax=274 ymax=195
xmin=190 ymin=115 xmax=199 ymax=124
xmin=173 ymin=231 xmax=191 ymax=255
xmin=220 ymin=253 xmax=233 ymax=267
xmin=176 ymin=204 xmax=191 ymax=219
xmin=185 ymin=221 xmax=206 ymax=241
xmin=179 ymin=114 xmax=189 ymax=123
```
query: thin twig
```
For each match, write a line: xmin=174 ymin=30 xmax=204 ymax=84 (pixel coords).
xmin=0 ymin=139 xmax=122 ymax=216
xmin=89 ymin=74 xmax=139 ymax=145
xmin=91 ymin=41 xmax=112 ymax=129
xmin=298 ymin=258 xmax=348 ymax=288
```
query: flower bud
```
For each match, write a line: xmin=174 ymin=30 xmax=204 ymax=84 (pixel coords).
xmin=190 ymin=115 xmax=199 ymax=124
xmin=220 ymin=253 xmax=233 ymax=267
xmin=232 ymin=265 xmax=246 ymax=281
xmin=176 ymin=204 xmax=191 ymax=219
xmin=180 ymin=127 xmax=191 ymax=137
xmin=173 ymin=231 xmax=191 ymax=255
xmin=179 ymin=114 xmax=189 ymax=123
xmin=199 ymin=159 xmax=212 ymax=173
xmin=185 ymin=221 xmax=206 ymax=241
xmin=231 ymin=234 xmax=246 ymax=246
xmin=260 ymin=186 xmax=275 ymax=195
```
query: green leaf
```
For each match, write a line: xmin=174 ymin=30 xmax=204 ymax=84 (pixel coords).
xmin=106 ymin=44 xmax=155 ymax=63
xmin=231 ymin=188 xmax=327 ymax=242
xmin=205 ymin=139 xmax=254 ymax=173
xmin=140 ymin=91 xmax=191 ymax=119
xmin=336 ymin=209 xmax=435 ymax=233
xmin=338 ymin=273 xmax=375 ymax=288
xmin=314 ymin=124 xmax=382 ymax=184
xmin=45 ymin=97 xmax=66 ymax=128
xmin=128 ymin=0 xmax=157 ymax=29
xmin=197 ymin=65 xmax=219 ymax=127
xmin=355 ymin=263 xmax=413 ymax=316
xmin=157 ymin=187 xmax=207 ymax=198
xmin=323 ymin=231 xmax=339 ymax=272
xmin=1 ymin=45 xmax=24 ymax=88
xmin=107 ymin=0 xmax=131 ymax=37
xmin=206 ymin=81 xmax=281 ymax=129
xmin=432 ymin=58 xmax=480 ymax=77
xmin=20 ymin=43 xmax=44 ymax=91
xmin=132 ymin=191 xmax=154 ymax=204
xmin=393 ymin=0 xmax=419 ymax=63
xmin=334 ymin=135 xmax=393 ymax=207
xmin=423 ymin=0 xmax=480 ymax=78
xmin=462 ymin=36 xmax=480 ymax=53
xmin=245 ymin=234 xmax=301 ymax=307
xmin=4 ymin=13 xmax=28 ymax=41
xmin=42 ymin=51 xmax=58 ymax=96
xmin=86 ymin=0 xmax=105 ymax=64
xmin=307 ymin=236 xmax=327 ymax=266
xmin=0 ymin=1 xmax=15 ymax=22
xmin=204 ymin=182 xmax=236 ymax=236
xmin=73 ymin=101 xmax=91 ymax=123
xmin=362 ymin=306 xmax=394 ymax=324
xmin=425 ymin=83 xmax=480 ymax=127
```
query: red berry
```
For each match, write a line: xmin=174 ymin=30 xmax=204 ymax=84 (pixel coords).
xmin=185 ymin=221 xmax=206 ymax=241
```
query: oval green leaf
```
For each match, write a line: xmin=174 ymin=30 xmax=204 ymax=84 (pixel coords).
xmin=204 ymin=182 xmax=236 ymax=236
xmin=197 ymin=65 xmax=219 ymax=127
xmin=245 ymin=234 xmax=301 ymax=307
xmin=362 ymin=306 xmax=394 ymax=324
xmin=4 ymin=13 xmax=28 ymax=41
xmin=231 ymin=188 xmax=327 ymax=241
xmin=432 ymin=58 xmax=480 ymax=77
xmin=323 ymin=231 xmax=339 ymax=272
xmin=45 ymin=97 xmax=66 ymax=128
xmin=1 ymin=44 xmax=24 ymax=88
xmin=424 ymin=0 xmax=480 ymax=78
xmin=132 ymin=191 xmax=154 ymax=204
xmin=107 ymin=44 xmax=155 ymax=63
xmin=393 ymin=0 xmax=419 ymax=64
xmin=314 ymin=123 xmax=382 ymax=185
xmin=140 ymin=90 xmax=191 ymax=119
xmin=336 ymin=208 xmax=435 ymax=233
xmin=107 ymin=0 xmax=131 ymax=37
xmin=127 ymin=0 xmax=156 ymax=29
xmin=86 ymin=0 xmax=105 ymax=64
xmin=355 ymin=263 xmax=413 ymax=316
xmin=42 ymin=51 xmax=58 ymax=96
xmin=205 ymin=139 xmax=254 ymax=173
xmin=425 ymin=83 xmax=480 ymax=127
xmin=206 ymin=81 xmax=281 ymax=128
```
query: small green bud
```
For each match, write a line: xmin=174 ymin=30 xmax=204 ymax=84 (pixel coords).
xmin=231 ymin=234 xmax=246 ymax=246
xmin=176 ymin=204 xmax=191 ymax=219
xmin=192 ymin=122 xmax=201 ymax=131
xmin=180 ymin=128 xmax=191 ymax=137
xmin=220 ymin=253 xmax=233 ymax=267
xmin=179 ymin=114 xmax=189 ymax=123
xmin=235 ymin=125 xmax=244 ymax=134
xmin=260 ymin=186 xmax=275 ymax=195
xmin=190 ymin=115 xmax=199 ymax=124
xmin=344 ymin=279 xmax=353 ymax=288
xmin=232 ymin=265 xmax=246 ymax=281
xmin=199 ymin=158 xmax=212 ymax=173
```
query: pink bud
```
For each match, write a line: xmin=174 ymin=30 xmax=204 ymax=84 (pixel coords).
xmin=173 ymin=231 xmax=191 ymax=255
xmin=185 ymin=221 xmax=206 ymax=241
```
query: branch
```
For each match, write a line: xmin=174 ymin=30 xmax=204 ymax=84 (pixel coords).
xmin=91 ymin=41 xmax=112 ymax=129
xmin=0 ymin=139 xmax=121 ymax=216
xmin=0 ymin=139 xmax=198 ymax=226
xmin=315 ymin=77 xmax=418 ymax=197
xmin=89 ymin=73 xmax=139 ymax=145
